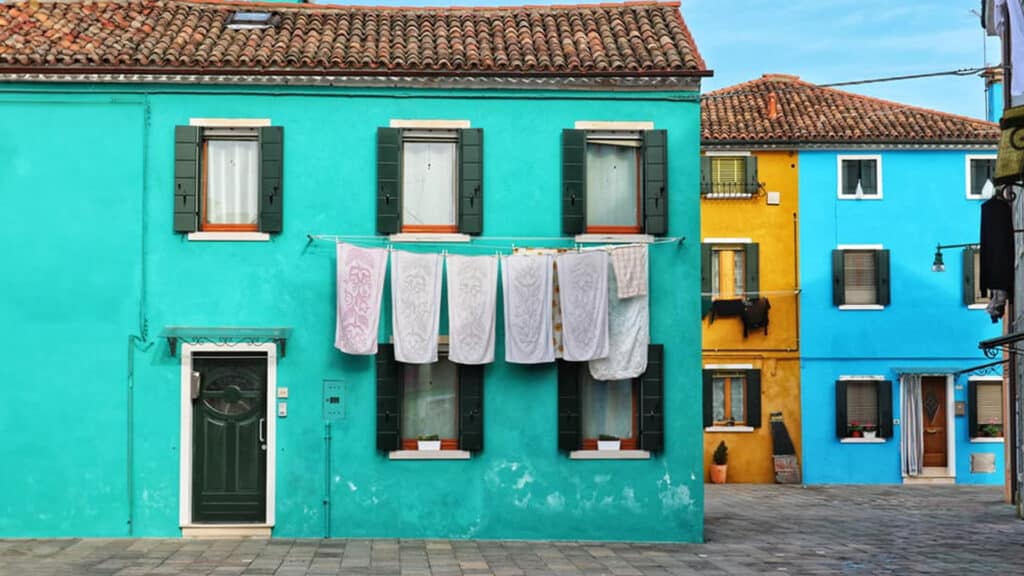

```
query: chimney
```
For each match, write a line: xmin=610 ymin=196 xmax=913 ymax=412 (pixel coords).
xmin=981 ymin=67 xmax=1004 ymax=123
xmin=768 ymin=92 xmax=779 ymax=120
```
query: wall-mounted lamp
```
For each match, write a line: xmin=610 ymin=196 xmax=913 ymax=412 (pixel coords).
xmin=931 ymin=242 xmax=979 ymax=272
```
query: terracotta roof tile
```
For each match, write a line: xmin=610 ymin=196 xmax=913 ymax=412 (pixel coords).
xmin=702 ymin=74 xmax=998 ymax=146
xmin=0 ymin=0 xmax=707 ymax=78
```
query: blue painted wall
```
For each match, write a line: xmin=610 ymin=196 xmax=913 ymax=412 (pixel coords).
xmin=799 ymin=149 xmax=1005 ymax=485
xmin=0 ymin=85 xmax=704 ymax=540
xmin=987 ymin=80 xmax=1004 ymax=123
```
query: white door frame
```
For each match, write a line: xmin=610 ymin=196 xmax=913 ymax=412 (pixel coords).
xmin=903 ymin=373 xmax=956 ymax=478
xmin=179 ymin=342 xmax=277 ymax=527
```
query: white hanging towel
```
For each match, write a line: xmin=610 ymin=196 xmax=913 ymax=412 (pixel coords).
xmin=335 ymin=243 xmax=389 ymax=355
xmin=502 ymin=254 xmax=555 ymax=364
xmin=556 ymin=251 xmax=610 ymax=362
xmin=391 ymin=250 xmax=443 ymax=364
xmin=609 ymin=244 xmax=649 ymax=299
xmin=446 ymin=254 xmax=499 ymax=365
xmin=589 ymin=261 xmax=649 ymax=380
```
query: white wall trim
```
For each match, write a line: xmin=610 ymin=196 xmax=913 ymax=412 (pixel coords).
xmin=704 ymin=150 xmax=752 ymax=157
xmin=569 ymin=450 xmax=651 ymax=460
xmin=704 ymin=363 xmax=755 ymax=370
xmin=179 ymin=342 xmax=277 ymax=529
xmin=575 ymin=234 xmax=654 ymax=245
xmin=704 ymin=426 xmax=755 ymax=433
xmin=945 ymin=374 xmax=956 ymax=478
xmin=965 ymin=154 xmax=998 ymax=199
xmin=187 ymin=232 xmax=271 ymax=242
xmin=968 ymin=303 xmax=989 ymax=310
xmin=388 ymin=233 xmax=470 ymax=243
xmin=703 ymin=237 xmax=753 ymax=244
xmin=390 ymin=119 xmax=470 ymax=129
xmin=836 ymin=244 xmax=884 ymax=250
xmin=836 ymin=154 xmax=883 ymax=200
xmin=970 ymin=437 xmax=1005 ymax=443
xmin=189 ymin=118 xmax=271 ymax=127
xmin=968 ymin=375 xmax=1004 ymax=382
xmin=574 ymin=120 xmax=654 ymax=130
xmin=839 ymin=304 xmax=885 ymax=311
xmin=388 ymin=450 xmax=471 ymax=460
xmin=839 ymin=375 xmax=887 ymax=381
xmin=840 ymin=438 xmax=886 ymax=444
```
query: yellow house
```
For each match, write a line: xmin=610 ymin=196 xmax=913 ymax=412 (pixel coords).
xmin=700 ymin=77 xmax=802 ymax=482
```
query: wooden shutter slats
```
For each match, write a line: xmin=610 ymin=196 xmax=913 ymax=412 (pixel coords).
xmin=458 ymin=364 xmax=484 ymax=452
xmin=639 ymin=344 xmax=664 ymax=452
xmin=174 ymin=125 xmax=201 ymax=233
xmin=458 ymin=128 xmax=483 ymax=235
xmin=557 ymin=360 xmax=582 ymax=452
xmin=377 ymin=127 xmax=402 ymax=235
xmin=876 ymin=250 xmax=891 ymax=306
xmin=877 ymin=380 xmax=893 ymax=438
xmin=376 ymin=344 xmax=402 ymax=452
xmin=744 ymin=156 xmax=759 ymax=195
xmin=642 ymin=129 xmax=668 ymax=235
xmin=562 ymin=129 xmax=586 ymax=235
xmin=835 ymin=380 xmax=848 ymax=438
xmin=832 ymin=250 xmax=846 ymax=306
xmin=258 ymin=126 xmax=283 ymax=233
xmin=976 ymin=382 xmax=1003 ymax=424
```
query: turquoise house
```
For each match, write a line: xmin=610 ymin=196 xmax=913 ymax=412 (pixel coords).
xmin=0 ymin=1 xmax=709 ymax=541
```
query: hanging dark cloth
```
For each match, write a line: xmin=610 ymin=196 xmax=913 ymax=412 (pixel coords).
xmin=741 ymin=297 xmax=771 ymax=338
xmin=980 ymin=196 xmax=1014 ymax=293
xmin=708 ymin=298 xmax=745 ymax=324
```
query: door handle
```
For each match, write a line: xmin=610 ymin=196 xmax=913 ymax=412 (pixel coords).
xmin=259 ymin=418 xmax=266 ymax=443
xmin=925 ymin=428 xmax=939 ymax=434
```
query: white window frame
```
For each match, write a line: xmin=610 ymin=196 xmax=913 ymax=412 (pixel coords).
xmin=965 ymin=154 xmax=998 ymax=200
xmin=837 ymin=154 xmax=883 ymax=200
xmin=969 ymin=376 xmax=1005 ymax=442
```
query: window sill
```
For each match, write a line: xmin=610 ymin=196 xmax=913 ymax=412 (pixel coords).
xmin=575 ymin=234 xmax=654 ymax=245
xmin=839 ymin=438 xmax=886 ymax=444
xmin=837 ymin=195 xmax=883 ymax=201
xmin=388 ymin=450 xmax=471 ymax=460
xmin=389 ymin=233 xmax=470 ymax=243
xmin=704 ymin=426 xmax=755 ymax=433
xmin=970 ymin=437 xmax=1004 ymax=443
xmin=188 ymin=232 xmax=270 ymax=242
xmin=968 ymin=304 xmax=990 ymax=310
xmin=569 ymin=450 xmax=651 ymax=460
xmin=838 ymin=305 xmax=885 ymax=311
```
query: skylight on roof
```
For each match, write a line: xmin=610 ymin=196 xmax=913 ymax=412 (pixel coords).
xmin=226 ymin=11 xmax=276 ymax=30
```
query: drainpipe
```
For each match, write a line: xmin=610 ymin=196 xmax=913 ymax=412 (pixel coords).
xmin=324 ymin=422 xmax=332 ymax=538
xmin=792 ymin=211 xmax=801 ymax=352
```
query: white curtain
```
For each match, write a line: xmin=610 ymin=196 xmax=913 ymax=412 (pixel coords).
xmin=586 ymin=143 xmax=639 ymax=227
xmin=580 ymin=371 xmax=633 ymax=439
xmin=206 ymin=140 xmax=259 ymax=225
xmin=401 ymin=359 xmax=457 ymax=440
xmin=900 ymin=374 xmax=923 ymax=477
xmin=402 ymin=141 xmax=456 ymax=226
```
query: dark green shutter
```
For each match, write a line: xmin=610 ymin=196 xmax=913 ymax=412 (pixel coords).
xmin=963 ymin=248 xmax=977 ymax=306
xmin=877 ymin=380 xmax=893 ymax=438
xmin=968 ymin=380 xmax=979 ymax=438
xmin=835 ymin=380 xmax=848 ymax=438
xmin=832 ymin=250 xmax=846 ymax=306
xmin=375 ymin=344 xmax=402 ymax=452
xmin=377 ymin=127 xmax=402 ymax=235
xmin=562 ymin=129 xmax=586 ymax=235
xmin=557 ymin=360 xmax=581 ymax=452
xmin=744 ymin=156 xmax=759 ymax=195
xmin=745 ymin=369 xmax=761 ymax=429
xmin=701 ymin=243 xmax=712 ymax=318
xmin=702 ymin=370 xmax=714 ymax=428
xmin=458 ymin=128 xmax=483 ymax=235
xmin=639 ymin=344 xmax=664 ymax=453
xmin=258 ymin=126 xmax=283 ymax=233
xmin=860 ymin=159 xmax=878 ymax=196
xmin=744 ymin=243 xmax=760 ymax=300
xmin=174 ymin=126 xmax=200 ymax=233
xmin=458 ymin=364 xmax=484 ymax=452
xmin=642 ymin=129 xmax=668 ymax=235
xmin=700 ymin=156 xmax=712 ymax=195
xmin=876 ymin=249 xmax=891 ymax=306
xmin=841 ymin=160 xmax=859 ymax=196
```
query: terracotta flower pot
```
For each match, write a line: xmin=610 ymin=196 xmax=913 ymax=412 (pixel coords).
xmin=710 ymin=464 xmax=728 ymax=484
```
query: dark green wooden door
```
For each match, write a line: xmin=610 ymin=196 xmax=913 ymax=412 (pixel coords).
xmin=192 ymin=354 xmax=267 ymax=523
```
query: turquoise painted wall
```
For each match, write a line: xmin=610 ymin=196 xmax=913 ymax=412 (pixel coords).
xmin=799 ymin=149 xmax=1005 ymax=485
xmin=0 ymin=85 xmax=704 ymax=541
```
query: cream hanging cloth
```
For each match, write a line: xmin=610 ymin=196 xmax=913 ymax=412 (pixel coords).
xmin=391 ymin=250 xmax=444 ymax=364
xmin=556 ymin=251 xmax=609 ymax=362
xmin=609 ymin=244 xmax=648 ymax=299
xmin=335 ymin=243 xmax=389 ymax=355
xmin=589 ymin=261 xmax=649 ymax=380
xmin=502 ymin=253 xmax=555 ymax=364
xmin=446 ymin=254 xmax=499 ymax=365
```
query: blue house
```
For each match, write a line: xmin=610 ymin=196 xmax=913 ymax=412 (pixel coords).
xmin=0 ymin=0 xmax=710 ymax=540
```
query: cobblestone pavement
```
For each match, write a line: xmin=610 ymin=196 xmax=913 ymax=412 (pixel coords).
xmin=1 ymin=485 xmax=1022 ymax=575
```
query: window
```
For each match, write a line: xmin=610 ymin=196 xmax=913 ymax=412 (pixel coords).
xmin=838 ymin=156 xmax=881 ymax=199
xmin=966 ymin=155 xmax=996 ymax=199
xmin=832 ymin=248 xmax=890 ymax=307
xmin=700 ymin=155 xmax=759 ymax=197
xmin=376 ymin=344 xmax=483 ymax=453
xmin=702 ymin=369 xmax=761 ymax=428
xmin=700 ymin=243 xmax=759 ymax=316
xmin=835 ymin=379 xmax=892 ymax=439
xmin=174 ymin=125 xmax=283 ymax=234
xmin=969 ymin=380 xmax=1004 ymax=438
xmin=376 ymin=126 xmax=483 ymax=236
xmin=226 ymin=11 xmax=277 ymax=30
xmin=962 ymin=247 xmax=991 ymax=306
xmin=557 ymin=344 xmax=664 ymax=454
xmin=562 ymin=128 xmax=667 ymax=236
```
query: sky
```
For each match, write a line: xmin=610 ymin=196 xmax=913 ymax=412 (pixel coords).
xmin=328 ymin=0 xmax=1002 ymax=121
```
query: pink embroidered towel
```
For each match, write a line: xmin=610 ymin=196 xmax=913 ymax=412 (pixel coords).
xmin=391 ymin=250 xmax=444 ymax=364
xmin=335 ymin=243 xmax=388 ymax=355
xmin=446 ymin=254 xmax=499 ymax=365
xmin=556 ymin=251 xmax=609 ymax=362
xmin=502 ymin=254 xmax=555 ymax=364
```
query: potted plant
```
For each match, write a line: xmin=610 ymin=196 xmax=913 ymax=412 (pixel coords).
xmin=417 ymin=434 xmax=441 ymax=451
xmin=710 ymin=441 xmax=728 ymax=484
xmin=597 ymin=434 xmax=621 ymax=451
xmin=848 ymin=421 xmax=863 ymax=438
xmin=981 ymin=423 xmax=1003 ymax=438
xmin=862 ymin=423 xmax=878 ymax=439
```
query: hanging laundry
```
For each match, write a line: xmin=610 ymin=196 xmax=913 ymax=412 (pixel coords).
xmin=987 ymin=289 xmax=1008 ymax=323
xmin=609 ymin=244 xmax=649 ymax=299
xmin=589 ymin=261 xmax=649 ymax=380
xmin=556 ymin=251 xmax=610 ymax=362
xmin=741 ymin=297 xmax=771 ymax=338
xmin=996 ymin=0 xmax=1024 ymax=99
xmin=335 ymin=243 xmax=389 ymax=355
xmin=708 ymin=298 xmax=745 ymax=324
xmin=502 ymin=254 xmax=555 ymax=364
xmin=552 ymin=260 xmax=565 ymax=359
xmin=391 ymin=250 xmax=443 ymax=364
xmin=980 ymin=196 xmax=1014 ymax=292
xmin=446 ymin=254 xmax=499 ymax=365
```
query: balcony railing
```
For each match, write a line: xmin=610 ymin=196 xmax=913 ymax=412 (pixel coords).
xmin=700 ymin=180 xmax=760 ymax=198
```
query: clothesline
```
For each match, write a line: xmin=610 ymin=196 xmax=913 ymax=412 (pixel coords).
xmin=307 ymin=233 xmax=684 ymax=254
xmin=701 ymin=289 xmax=802 ymax=296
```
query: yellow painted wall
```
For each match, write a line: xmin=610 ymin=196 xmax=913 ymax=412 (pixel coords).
xmin=701 ymin=150 xmax=802 ymax=483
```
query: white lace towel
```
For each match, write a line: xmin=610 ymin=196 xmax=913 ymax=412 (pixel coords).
xmin=556 ymin=251 xmax=609 ymax=362
xmin=610 ymin=244 xmax=649 ymax=298
xmin=446 ymin=254 xmax=498 ymax=365
xmin=391 ymin=250 xmax=443 ymax=364
xmin=589 ymin=261 xmax=649 ymax=380
xmin=502 ymin=254 xmax=555 ymax=364
xmin=335 ymin=243 xmax=389 ymax=355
